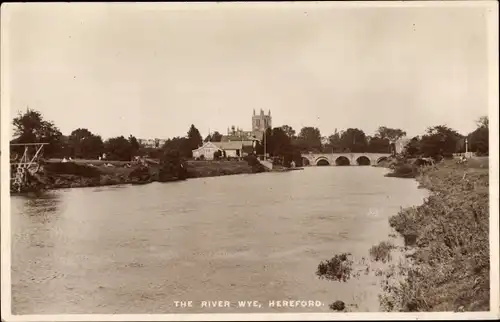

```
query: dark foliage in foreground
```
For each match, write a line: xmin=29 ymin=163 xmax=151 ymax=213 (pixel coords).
xmin=381 ymin=162 xmax=489 ymax=312
xmin=244 ymin=154 xmax=267 ymax=173
xmin=385 ymin=163 xmax=420 ymax=179
xmin=316 ymin=253 xmax=354 ymax=282
xmin=369 ymin=241 xmax=395 ymax=263
xmin=329 ymin=300 xmax=346 ymax=311
xmin=158 ymin=150 xmax=188 ymax=182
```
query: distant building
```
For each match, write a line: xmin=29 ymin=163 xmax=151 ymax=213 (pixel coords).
xmin=138 ymin=138 xmax=167 ymax=149
xmin=191 ymin=140 xmax=256 ymax=160
xmin=221 ymin=109 xmax=272 ymax=143
xmin=213 ymin=141 xmax=251 ymax=158
xmin=252 ymin=109 xmax=272 ymax=141
xmin=192 ymin=142 xmax=221 ymax=160
xmin=222 ymin=126 xmax=255 ymax=142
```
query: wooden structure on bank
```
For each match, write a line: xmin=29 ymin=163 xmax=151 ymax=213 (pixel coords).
xmin=10 ymin=143 xmax=48 ymax=193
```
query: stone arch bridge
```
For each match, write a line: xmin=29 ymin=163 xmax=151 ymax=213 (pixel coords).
xmin=302 ymin=153 xmax=392 ymax=166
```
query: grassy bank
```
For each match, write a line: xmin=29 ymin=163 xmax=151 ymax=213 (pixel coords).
xmin=379 ymin=160 xmax=489 ymax=311
xmin=15 ymin=158 xmax=266 ymax=192
xmin=185 ymin=160 xmax=265 ymax=178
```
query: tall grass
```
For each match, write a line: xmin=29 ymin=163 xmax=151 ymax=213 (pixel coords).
xmin=380 ymin=162 xmax=489 ymax=311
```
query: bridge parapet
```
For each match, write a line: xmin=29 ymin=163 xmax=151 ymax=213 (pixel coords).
xmin=301 ymin=153 xmax=392 ymax=166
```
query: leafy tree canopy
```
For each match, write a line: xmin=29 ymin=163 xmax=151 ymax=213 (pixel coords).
xmin=104 ymin=136 xmax=134 ymax=161
xmin=339 ymin=128 xmax=368 ymax=153
xmin=187 ymin=124 xmax=203 ymax=154
xmin=67 ymin=128 xmax=105 ymax=159
xmin=12 ymin=108 xmax=63 ymax=157
xmin=469 ymin=116 xmax=489 ymax=155
xmin=281 ymin=125 xmax=296 ymax=139
xmin=419 ymin=125 xmax=463 ymax=158
xmin=375 ymin=126 xmax=407 ymax=142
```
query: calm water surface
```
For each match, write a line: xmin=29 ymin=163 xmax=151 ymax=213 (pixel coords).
xmin=11 ymin=167 xmax=428 ymax=314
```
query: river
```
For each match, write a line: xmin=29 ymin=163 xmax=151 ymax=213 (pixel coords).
xmin=11 ymin=166 xmax=428 ymax=314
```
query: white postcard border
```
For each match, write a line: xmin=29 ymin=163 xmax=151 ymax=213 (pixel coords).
xmin=1 ymin=1 xmax=499 ymax=321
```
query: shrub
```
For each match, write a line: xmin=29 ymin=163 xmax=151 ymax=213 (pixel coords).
xmin=329 ymin=300 xmax=346 ymax=311
xmin=316 ymin=253 xmax=353 ymax=282
xmin=386 ymin=163 xmax=419 ymax=178
xmin=369 ymin=241 xmax=395 ymax=263
xmin=245 ymin=154 xmax=260 ymax=167
xmin=129 ymin=165 xmax=153 ymax=183
xmin=158 ymin=150 xmax=188 ymax=182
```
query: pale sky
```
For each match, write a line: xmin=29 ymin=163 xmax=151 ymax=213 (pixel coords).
xmin=3 ymin=2 xmax=494 ymax=141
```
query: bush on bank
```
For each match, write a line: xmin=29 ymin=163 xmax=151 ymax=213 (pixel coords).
xmin=316 ymin=253 xmax=354 ymax=282
xmin=380 ymin=163 xmax=489 ymax=311
xmin=385 ymin=163 xmax=419 ymax=178
xmin=158 ymin=150 xmax=188 ymax=182
xmin=244 ymin=154 xmax=267 ymax=173
xmin=369 ymin=241 xmax=395 ymax=263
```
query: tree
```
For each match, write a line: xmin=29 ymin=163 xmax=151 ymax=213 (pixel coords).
xmin=339 ymin=128 xmax=368 ymax=152
xmin=326 ymin=129 xmax=342 ymax=152
xmin=162 ymin=136 xmax=192 ymax=158
xmin=68 ymin=128 xmax=104 ymax=159
xmin=296 ymin=127 xmax=322 ymax=152
xmin=158 ymin=150 xmax=187 ymax=182
xmin=263 ymin=127 xmax=274 ymax=156
xmin=210 ymin=131 xmax=223 ymax=142
xmin=419 ymin=125 xmax=463 ymax=158
xmin=368 ymin=136 xmax=391 ymax=153
xmin=269 ymin=127 xmax=296 ymax=167
xmin=12 ymin=108 xmax=63 ymax=157
xmin=281 ymin=125 xmax=296 ymax=139
xmin=376 ymin=126 xmax=407 ymax=142
xmin=104 ymin=136 xmax=134 ymax=161
xmin=129 ymin=135 xmax=140 ymax=156
xmin=205 ymin=131 xmax=223 ymax=142
xmin=254 ymin=140 xmax=264 ymax=155
xmin=469 ymin=116 xmax=489 ymax=155
xmin=403 ymin=136 xmax=421 ymax=158
xmin=187 ymin=124 xmax=203 ymax=157
xmin=271 ymin=127 xmax=291 ymax=156
xmin=476 ymin=116 xmax=489 ymax=129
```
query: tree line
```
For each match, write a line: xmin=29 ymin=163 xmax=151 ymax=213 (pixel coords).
xmin=10 ymin=108 xmax=489 ymax=162
xmin=402 ymin=117 xmax=489 ymax=159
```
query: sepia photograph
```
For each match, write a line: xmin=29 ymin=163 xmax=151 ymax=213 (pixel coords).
xmin=1 ymin=1 xmax=498 ymax=321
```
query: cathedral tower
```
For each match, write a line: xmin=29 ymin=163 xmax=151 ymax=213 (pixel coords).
xmin=251 ymin=109 xmax=272 ymax=141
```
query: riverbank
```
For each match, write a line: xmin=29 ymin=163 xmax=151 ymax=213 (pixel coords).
xmin=12 ymin=158 xmax=267 ymax=192
xmin=378 ymin=159 xmax=489 ymax=311
xmin=186 ymin=160 xmax=266 ymax=178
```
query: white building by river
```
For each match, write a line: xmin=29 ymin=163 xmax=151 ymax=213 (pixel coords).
xmin=192 ymin=142 xmax=220 ymax=160
xmin=192 ymin=141 xmax=255 ymax=160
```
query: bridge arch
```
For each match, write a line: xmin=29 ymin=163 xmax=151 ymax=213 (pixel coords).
xmin=335 ymin=156 xmax=350 ymax=166
xmin=302 ymin=157 xmax=311 ymax=166
xmin=315 ymin=157 xmax=330 ymax=166
xmin=356 ymin=156 xmax=371 ymax=166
